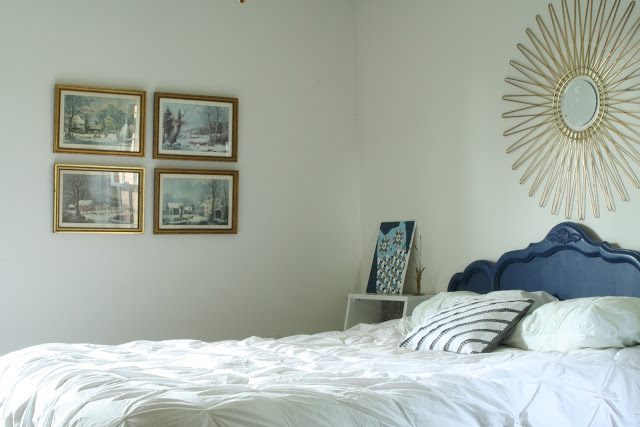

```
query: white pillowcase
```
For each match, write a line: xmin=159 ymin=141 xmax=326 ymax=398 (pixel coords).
xmin=515 ymin=296 xmax=640 ymax=351
xmin=486 ymin=289 xmax=558 ymax=311
xmin=400 ymin=298 xmax=534 ymax=354
xmin=496 ymin=290 xmax=559 ymax=347
xmin=409 ymin=291 xmax=480 ymax=330
xmin=409 ymin=290 xmax=558 ymax=331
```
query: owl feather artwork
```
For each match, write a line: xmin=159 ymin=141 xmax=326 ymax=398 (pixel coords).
xmin=366 ymin=221 xmax=416 ymax=294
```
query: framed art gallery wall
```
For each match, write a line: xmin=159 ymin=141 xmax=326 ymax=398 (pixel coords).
xmin=0 ymin=0 xmax=361 ymax=356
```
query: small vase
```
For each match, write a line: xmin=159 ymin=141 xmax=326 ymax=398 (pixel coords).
xmin=415 ymin=272 xmax=423 ymax=296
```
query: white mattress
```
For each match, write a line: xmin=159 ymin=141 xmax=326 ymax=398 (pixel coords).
xmin=1 ymin=320 xmax=639 ymax=426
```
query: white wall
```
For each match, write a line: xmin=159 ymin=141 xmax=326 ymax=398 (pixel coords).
xmin=355 ymin=0 xmax=640 ymax=295
xmin=4 ymin=0 xmax=640 ymax=357
xmin=0 ymin=0 xmax=361 ymax=355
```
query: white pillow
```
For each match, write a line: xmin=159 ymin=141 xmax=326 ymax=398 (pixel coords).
xmin=409 ymin=291 xmax=480 ymax=329
xmin=400 ymin=298 xmax=534 ymax=354
xmin=492 ymin=290 xmax=559 ymax=347
xmin=485 ymin=290 xmax=558 ymax=312
xmin=409 ymin=290 xmax=557 ymax=331
xmin=516 ymin=296 xmax=640 ymax=351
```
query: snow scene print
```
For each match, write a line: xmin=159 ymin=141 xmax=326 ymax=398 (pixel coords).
xmin=154 ymin=93 xmax=238 ymax=162
xmin=54 ymin=85 xmax=145 ymax=156
xmin=154 ymin=169 xmax=238 ymax=235
xmin=366 ymin=221 xmax=416 ymax=294
xmin=54 ymin=164 xmax=144 ymax=233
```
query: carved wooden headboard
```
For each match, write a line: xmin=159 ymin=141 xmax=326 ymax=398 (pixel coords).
xmin=448 ymin=222 xmax=640 ymax=299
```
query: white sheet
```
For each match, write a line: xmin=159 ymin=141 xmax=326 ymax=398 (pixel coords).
xmin=1 ymin=320 xmax=639 ymax=426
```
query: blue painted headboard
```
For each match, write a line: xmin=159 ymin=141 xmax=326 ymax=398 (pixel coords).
xmin=448 ymin=222 xmax=640 ymax=299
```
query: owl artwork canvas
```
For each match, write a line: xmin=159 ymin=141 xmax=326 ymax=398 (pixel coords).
xmin=366 ymin=221 xmax=416 ymax=294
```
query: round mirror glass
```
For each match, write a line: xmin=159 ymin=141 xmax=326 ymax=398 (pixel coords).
xmin=561 ymin=77 xmax=599 ymax=131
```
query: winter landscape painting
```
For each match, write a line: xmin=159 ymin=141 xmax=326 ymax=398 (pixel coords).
xmin=54 ymin=85 xmax=145 ymax=156
xmin=54 ymin=164 xmax=144 ymax=233
xmin=153 ymin=92 xmax=238 ymax=162
xmin=154 ymin=169 xmax=238 ymax=234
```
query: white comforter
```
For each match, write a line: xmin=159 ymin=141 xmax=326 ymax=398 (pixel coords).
xmin=1 ymin=320 xmax=639 ymax=427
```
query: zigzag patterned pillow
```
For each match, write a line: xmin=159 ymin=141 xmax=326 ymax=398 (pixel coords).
xmin=399 ymin=298 xmax=534 ymax=354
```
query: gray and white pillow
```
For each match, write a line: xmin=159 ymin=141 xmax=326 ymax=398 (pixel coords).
xmin=399 ymin=298 xmax=534 ymax=354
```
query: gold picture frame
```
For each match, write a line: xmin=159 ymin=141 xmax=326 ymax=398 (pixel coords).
xmin=153 ymin=92 xmax=239 ymax=162
xmin=54 ymin=85 xmax=146 ymax=156
xmin=54 ymin=164 xmax=145 ymax=233
xmin=154 ymin=168 xmax=239 ymax=234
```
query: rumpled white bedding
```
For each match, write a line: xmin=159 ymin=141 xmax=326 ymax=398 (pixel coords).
xmin=1 ymin=320 xmax=639 ymax=427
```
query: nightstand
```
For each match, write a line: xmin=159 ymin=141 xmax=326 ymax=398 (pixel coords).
xmin=344 ymin=293 xmax=433 ymax=330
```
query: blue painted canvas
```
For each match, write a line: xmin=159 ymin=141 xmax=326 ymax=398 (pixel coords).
xmin=366 ymin=221 xmax=416 ymax=294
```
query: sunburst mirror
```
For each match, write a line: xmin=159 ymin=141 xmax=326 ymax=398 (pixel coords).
xmin=503 ymin=0 xmax=640 ymax=219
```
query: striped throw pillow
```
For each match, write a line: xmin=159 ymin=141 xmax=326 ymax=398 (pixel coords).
xmin=399 ymin=298 xmax=534 ymax=354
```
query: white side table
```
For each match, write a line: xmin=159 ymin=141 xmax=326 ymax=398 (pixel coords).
xmin=344 ymin=293 xmax=433 ymax=330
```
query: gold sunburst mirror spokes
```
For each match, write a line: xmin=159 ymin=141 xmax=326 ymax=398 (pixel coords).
xmin=503 ymin=0 xmax=640 ymax=219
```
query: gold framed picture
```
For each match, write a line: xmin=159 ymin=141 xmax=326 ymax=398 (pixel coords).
xmin=154 ymin=168 xmax=238 ymax=234
xmin=153 ymin=92 xmax=238 ymax=162
xmin=54 ymin=84 xmax=146 ymax=156
xmin=54 ymin=164 xmax=144 ymax=233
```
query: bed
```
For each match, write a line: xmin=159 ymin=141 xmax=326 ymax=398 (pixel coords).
xmin=1 ymin=222 xmax=639 ymax=426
